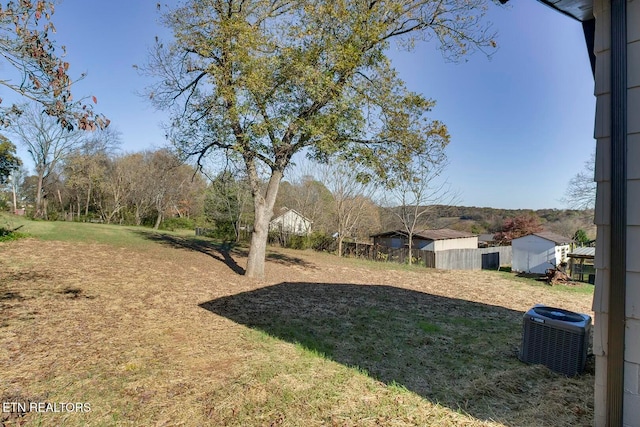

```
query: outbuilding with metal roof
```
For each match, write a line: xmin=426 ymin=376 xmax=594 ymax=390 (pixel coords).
xmin=511 ymin=232 xmax=573 ymax=274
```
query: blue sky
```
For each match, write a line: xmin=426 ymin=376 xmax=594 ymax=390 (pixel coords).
xmin=387 ymin=2 xmax=595 ymax=210
xmin=12 ymin=0 xmax=595 ymax=210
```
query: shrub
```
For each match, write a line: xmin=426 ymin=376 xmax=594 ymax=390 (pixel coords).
xmin=205 ymin=221 xmax=237 ymax=241
xmin=0 ymin=225 xmax=27 ymax=242
xmin=309 ymin=231 xmax=336 ymax=252
xmin=376 ymin=252 xmax=389 ymax=261
xmin=288 ymin=234 xmax=309 ymax=250
xmin=47 ymin=210 xmax=61 ymax=221
xmin=161 ymin=217 xmax=196 ymax=231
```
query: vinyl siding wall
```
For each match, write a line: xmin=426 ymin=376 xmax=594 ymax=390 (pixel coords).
xmin=591 ymin=0 xmax=640 ymax=423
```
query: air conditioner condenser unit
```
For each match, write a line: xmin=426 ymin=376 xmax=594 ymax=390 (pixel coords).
xmin=519 ymin=305 xmax=591 ymax=377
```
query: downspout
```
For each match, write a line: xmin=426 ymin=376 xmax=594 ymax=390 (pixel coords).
xmin=607 ymin=0 xmax=627 ymax=423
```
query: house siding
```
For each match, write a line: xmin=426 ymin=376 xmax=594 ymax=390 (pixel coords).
xmin=626 ymin=3 xmax=640 ymax=418
xmin=592 ymin=0 xmax=640 ymax=423
xmin=375 ymin=236 xmax=404 ymax=248
xmin=269 ymin=210 xmax=311 ymax=235
xmin=592 ymin=0 xmax=611 ymax=413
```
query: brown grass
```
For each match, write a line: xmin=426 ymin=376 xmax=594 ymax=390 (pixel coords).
xmin=0 ymin=234 xmax=594 ymax=426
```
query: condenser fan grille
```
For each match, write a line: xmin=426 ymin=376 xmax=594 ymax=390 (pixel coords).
xmin=531 ymin=306 xmax=585 ymax=322
xmin=519 ymin=305 xmax=591 ymax=376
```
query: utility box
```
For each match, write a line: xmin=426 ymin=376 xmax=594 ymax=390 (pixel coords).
xmin=519 ymin=305 xmax=591 ymax=376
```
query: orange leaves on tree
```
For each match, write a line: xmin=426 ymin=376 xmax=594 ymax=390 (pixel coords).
xmin=0 ymin=0 xmax=108 ymax=130
xmin=493 ymin=215 xmax=543 ymax=244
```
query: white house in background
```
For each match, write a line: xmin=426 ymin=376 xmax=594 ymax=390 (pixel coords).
xmin=269 ymin=208 xmax=312 ymax=235
xmin=511 ymin=231 xmax=572 ymax=274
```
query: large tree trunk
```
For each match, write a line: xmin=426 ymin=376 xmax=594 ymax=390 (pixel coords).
xmin=154 ymin=211 xmax=163 ymax=230
xmin=337 ymin=236 xmax=344 ymax=258
xmin=134 ymin=205 xmax=142 ymax=226
xmin=246 ymin=212 xmax=269 ymax=277
xmin=56 ymin=189 xmax=65 ymax=219
xmin=234 ymin=221 xmax=241 ymax=243
xmin=11 ymin=181 xmax=17 ymax=213
xmin=35 ymin=172 xmax=45 ymax=219
xmin=85 ymin=182 xmax=92 ymax=216
xmin=408 ymin=234 xmax=413 ymax=265
xmin=245 ymin=169 xmax=283 ymax=279
xmin=153 ymin=198 xmax=163 ymax=230
xmin=42 ymin=197 xmax=48 ymax=220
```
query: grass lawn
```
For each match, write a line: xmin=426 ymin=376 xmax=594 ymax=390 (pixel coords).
xmin=0 ymin=214 xmax=595 ymax=426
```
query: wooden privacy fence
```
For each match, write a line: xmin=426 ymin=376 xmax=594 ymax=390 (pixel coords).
xmin=341 ymin=242 xmax=511 ymax=271
xmin=432 ymin=247 xmax=512 ymax=270
xmin=193 ymin=230 xmax=512 ymax=271
xmin=341 ymin=243 xmax=436 ymax=266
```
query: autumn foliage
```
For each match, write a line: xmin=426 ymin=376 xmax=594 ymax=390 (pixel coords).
xmin=493 ymin=215 xmax=543 ymax=245
xmin=0 ymin=0 xmax=107 ymax=130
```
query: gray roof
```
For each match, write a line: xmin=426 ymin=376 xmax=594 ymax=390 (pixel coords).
xmin=531 ymin=231 xmax=573 ymax=245
xmin=370 ymin=230 xmax=406 ymax=239
xmin=371 ymin=228 xmax=476 ymax=241
xmin=414 ymin=228 xmax=476 ymax=241
xmin=512 ymin=231 xmax=572 ymax=245
xmin=569 ymin=247 xmax=596 ymax=258
xmin=478 ymin=233 xmax=496 ymax=242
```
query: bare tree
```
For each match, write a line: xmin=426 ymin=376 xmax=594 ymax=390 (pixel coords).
xmin=275 ymin=167 xmax=335 ymax=234
xmin=11 ymin=102 xmax=82 ymax=218
xmin=64 ymin=151 xmax=109 ymax=219
xmin=563 ymin=151 xmax=596 ymax=210
xmin=96 ymin=155 xmax=132 ymax=223
xmin=171 ymin=167 xmax=206 ymax=221
xmin=116 ymin=153 xmax=153 ymax=225
xmin=319 ymin=161 xmax=378 ymax=257
xmin=144 ymin=149 xmax=190 ymax=229
xmin=384 ymin=157 xmax=457 ymax=265
xmin=77 ymin=127 xmax=122 ymax=156
xmin=111 ymin=149 xmax=199 ymax=229
xmin=62 ymin=129 xmax=121 ymax=219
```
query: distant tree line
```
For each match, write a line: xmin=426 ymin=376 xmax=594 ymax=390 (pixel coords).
xmin=4 ymin=146 xmax=206 ymax=228
xmin=1 ymin=109 xmax=595 ymax=244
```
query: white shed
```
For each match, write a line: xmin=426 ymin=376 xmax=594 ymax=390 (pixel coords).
xmin=511 ymin=232 xmax=572 ymax=274
xmin=371 ymin=228 xmax=478 ymax=251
